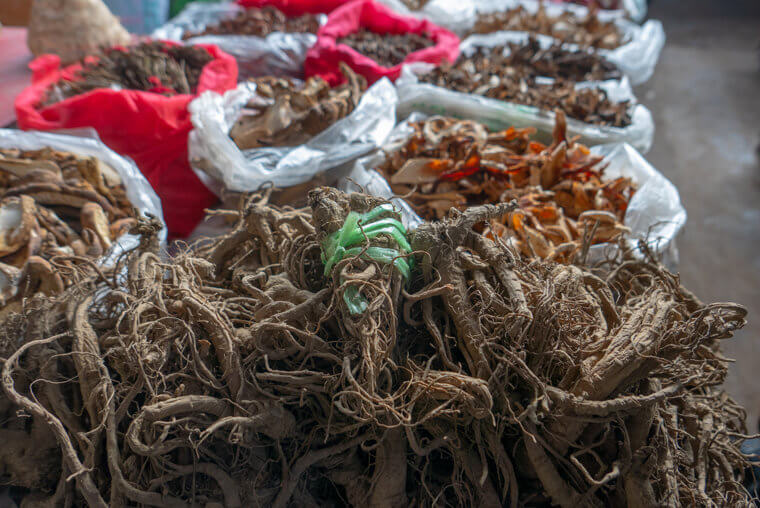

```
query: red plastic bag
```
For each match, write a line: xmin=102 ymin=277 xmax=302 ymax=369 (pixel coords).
xmin=236 ymin=0 xmax=348 ymax=16
xmin=15 ymin=42 xmax=238 ymax=238
xmin=304 ymin=0 xmax=460 ymax=86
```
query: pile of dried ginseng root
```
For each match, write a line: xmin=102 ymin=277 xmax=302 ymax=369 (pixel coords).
xmin=0 ymin=186 xmax=752 ymax=507
xmin=230 ymin=63 xmax=366 ymax=149
xmin=0 ymin=147 xmax=135 ymax=315
xmin=377 ymin=112 xmax=634 ymax=262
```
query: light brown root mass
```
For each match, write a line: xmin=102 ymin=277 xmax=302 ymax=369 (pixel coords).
xmin=0 ymin=188 xmax=753 ymax=507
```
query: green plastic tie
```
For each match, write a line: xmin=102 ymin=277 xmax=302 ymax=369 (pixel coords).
xmin=321 ymin=205 xmax=414 ymax=314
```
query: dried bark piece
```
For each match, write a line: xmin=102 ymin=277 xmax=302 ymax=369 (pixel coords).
xmin=0 ymin=196 xmax=39 ymax=258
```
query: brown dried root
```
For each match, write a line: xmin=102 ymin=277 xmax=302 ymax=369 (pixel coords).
xmin=0 ymin=189 xmax=752 ymax=507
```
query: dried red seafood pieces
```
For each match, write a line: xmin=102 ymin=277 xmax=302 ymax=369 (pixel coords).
xmin=41 ymin=42 xmax=213 ymax=107
xmin=376 ymin=112 xmax=635 ymax=262
xmin=338 ymin=29 xmax=434 ymax=67
xmin=471 ymin=4 xmax=624 ymax=49
xmin=229 ymin=63 xmax=366 ymax=149
xmin=182 ymin=6 xmax=320 ymax=39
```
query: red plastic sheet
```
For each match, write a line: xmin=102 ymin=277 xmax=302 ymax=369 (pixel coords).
xmin=15 ymin=42 xmax=238 ymax=238
xmin=236 ymin=0 xmax=349 ymax=16
xmin=303 ymin=0 xmax=460 ymax=85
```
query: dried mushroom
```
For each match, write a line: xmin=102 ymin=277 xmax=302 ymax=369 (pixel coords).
xmin=338 ymin=29 xmax=434 ymax=67
xmin=471 ymin=4 xmax=624 ymax=49
xmin=420 ymin=39 xmax=630 ymax=127
xmin=229 ymin=63 xmax=367 ymax=150
xmin=183 ymin=6 xmax=320 ymax=39
xmin=376 ymin=112 xmax=636 ymax=262
xmin=41 ymin=41 xmax=213 ymax=107
xmin=0 ymin=147 xmax=137 ymax=303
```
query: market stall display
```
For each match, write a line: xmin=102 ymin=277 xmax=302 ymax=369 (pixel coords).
xmin=15 ymin=41 xmax=238 ymax=237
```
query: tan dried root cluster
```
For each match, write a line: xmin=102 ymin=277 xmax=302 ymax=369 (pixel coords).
xmin=378 ymin=113 xmax=634 ymax=263
xmin=0 ymin=147 xmax=135 ymax=315
xmin=230 ymin=63 xmax=366 ymax=150
xmin=0 ymin=188 xmax=752 ymax=507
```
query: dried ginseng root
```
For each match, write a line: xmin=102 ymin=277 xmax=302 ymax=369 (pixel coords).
xmin=0 ymin=147 xmax=136 ymax=312
xmin=0 ymin=188 xmax=752 ymax=507
xmin=338 ymin=29 xmax=434 ymax=67
xmin=182 ymin=6 xmax=320 ymax=39
xmin=425 ymin=37 xmax=622 ymax=84
xmin=229 ymin=63 xmax=367 ymax=149
xmin=376 ymin=112 xmax=635 ymax=262
xmin=40 ymin=41 xmax=213 ymax=107
xmin=471 ymin=3 xmax=624 ymax=49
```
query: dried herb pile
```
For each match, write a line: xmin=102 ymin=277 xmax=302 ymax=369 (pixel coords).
xmin=377 ymin=113 xmax=635 ymax=262
xmin=41 ymin=42 xmax=213 ymax=107
xmin=338 ymin=29 xmax=434 ymax=67
xmin=420 ymin=53 xmax=632 ymax=127
xmin=0 ymin=147 xmax=136 ymax=313
xmin=182 ymin=6 xmax=320 ymax=39
xmin=0 ymin=187 xmax=751 ymax=506
xmin=229 ymin=63 xmax=366 ymax=150
xmin=471 ymin=4 xmax=624 ymax=49
xmin=436 ymin=37 xmax=622 ymax=83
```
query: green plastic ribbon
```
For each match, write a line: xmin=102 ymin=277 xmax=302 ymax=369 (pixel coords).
xmin=321 ymin=204 xmax=414 ymax=314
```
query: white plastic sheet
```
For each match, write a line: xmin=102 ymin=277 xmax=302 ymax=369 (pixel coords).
xmin=376 ymin=0 xmax=477 ymax=35
xmin=153 ymin=2 xmax=323 ymax=78
xmin=396 ymin=63 xmax=655 ymax=153
xmin=0 ymin=129 xmax=166 ymax=262
xmin=188 ymin=77 xmax=399 ymax=193
xmin=469 ymin=0 xmax=664 ymax=84
xmin=343 ymin=115 xmax=685 ymax=263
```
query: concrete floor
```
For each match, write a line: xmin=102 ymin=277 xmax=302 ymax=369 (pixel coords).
xmin=639 ymin=0 xmax=760 ymax=427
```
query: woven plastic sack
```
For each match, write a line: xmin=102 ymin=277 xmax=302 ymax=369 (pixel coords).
xmin=188 ymin=77 xmax=398 ymax=193
xmin=154 ymin=2 xmax=324 ymax=78
xmin=343 ymin=114 xmax=685 ymax=264
xmin=470 ymin=0 xmax=664 ymax=84
xmin=396 ymin=62 xmax=654 ymax=153
xmin=304 ymin=0 xmax=460 ymax=85
xmin=0 ymin=128 xmax=166 ymax=262
xmin=14 ymin=42 xmax=238 ymax=238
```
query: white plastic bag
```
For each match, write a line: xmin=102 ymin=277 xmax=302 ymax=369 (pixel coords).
xmin=153 ymin=2 xmax=322 ymax=78
xmin=0 ymin=129 xmax=166 ymax=262
xmin=342 ymin=116 xmax=685 ymax=263
xmin=396 ymin=63 xmax=655 ymax=153
xmin=468 ymin=0 xmax=664 ymax=84
xmin=188 ymin=77 xmax=399 ymax=193
xmin=376 ymin=0 xmax=477 ymax=35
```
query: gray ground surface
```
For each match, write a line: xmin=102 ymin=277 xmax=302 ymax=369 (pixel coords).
xmin=639 ymin=0 xmax=760 ymax=428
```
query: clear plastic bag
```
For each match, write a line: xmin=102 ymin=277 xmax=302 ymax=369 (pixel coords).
xmin=469 ymin=0 xmax=664 ymax=84
xmin=188 ymin=77 xmax=399 ymax=193
xmin=153 ymin=2 xmax=322 ymax=78
xmin=342 ymin=115 xmax=685 ymax=264
xmin=0 ymin=128 xmax=166 ymax=263
xmin=375 ymin=0 xmax=477 ymax=35
xmin=396 ymin=62 xmax=655 ymax=153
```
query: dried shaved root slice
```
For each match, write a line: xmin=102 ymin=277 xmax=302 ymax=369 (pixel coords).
xmin=81 ymin=203 xmax=112 ymax=249
xmin=0 ymin=196 xmax=39 ymax=258
xmin=377 ymin=113 xmax=635 ymax=263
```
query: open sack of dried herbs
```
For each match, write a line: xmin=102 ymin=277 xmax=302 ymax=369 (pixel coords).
xmin=468 ymin=0 xmax=664 ymax=85
xmin=154 ymin=2 xmax=325 ymax=79
xmin=0 ymin=129 xmax=164 ymax=318
xmin=0 ymin=186 xmax=752 ymax=506
xmin=396 ymin=32 xmax=654 ymax=152
xmin=304 ymin=0 xmax=460 ymax=85
xmin=189 ymin=63 xmax=398 ymax=195
xmin=346 ymin=112 xmax=684 ymax=265
xmin=15 ymin=40 xmax=238 ymax=238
